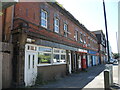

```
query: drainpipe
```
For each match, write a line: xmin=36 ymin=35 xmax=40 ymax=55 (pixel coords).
xmin=10 ymin=5 xmax=15 ymax=43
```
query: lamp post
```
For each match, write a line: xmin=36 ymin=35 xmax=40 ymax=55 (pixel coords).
xmin=118 ymin=1 xmax=120 ymax=84
xmin=103 ymin=0 xmax=110 ymax=63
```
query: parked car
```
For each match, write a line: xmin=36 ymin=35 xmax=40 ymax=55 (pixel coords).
xmin=109 ymin=59 xmax=114 ymax=64
xmin=113 ymin=59 xmax=118 ymax=63
xmin=109 ymin=59 xmax=118 ymax=64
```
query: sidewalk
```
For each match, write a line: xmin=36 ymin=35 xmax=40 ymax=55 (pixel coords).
xmin=83 ymin=64 xmax=118 ymax=89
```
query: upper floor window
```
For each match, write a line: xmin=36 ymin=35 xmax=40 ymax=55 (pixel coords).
xmin=54 ymin=18 xmax=59 ymax=33
xmin=74 ymin=30 xmax=78 ymax=41
xmin=80 ymin=32 xmax=83 ymax=42
xmin=84 ymin=34 xmax=86 ymax=44
xmin=41 ymin=9 xmax=47 ymax=28
xmin=64 ymin=24 xmax=68 ymax=37
xmin=88 ymin=37 xmax=90 ymax=46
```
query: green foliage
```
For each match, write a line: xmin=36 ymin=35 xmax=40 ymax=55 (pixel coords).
xmin=113 ymin=53 xmax=119 ymax=59
xmin=38 ymin=54 xmax=51 ymax=63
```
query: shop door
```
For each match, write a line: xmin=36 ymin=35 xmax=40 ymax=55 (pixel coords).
xmin=25 ymin=51 xmax=37 ymax=86
xmin=68 ymin=53 xmax=72 ymax=74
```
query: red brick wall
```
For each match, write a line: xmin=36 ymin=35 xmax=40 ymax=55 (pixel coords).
xmin=14 ymin=2 xmax=98 ymax=51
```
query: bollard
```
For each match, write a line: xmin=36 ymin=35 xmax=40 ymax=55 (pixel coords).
xmin=105 ymin=64 xmax=113 ymax=86
xmin=104 ymin=69 xmax=110 ymax=89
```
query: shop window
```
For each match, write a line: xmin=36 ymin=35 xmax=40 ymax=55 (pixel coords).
xmin=61 ymin=55 xmax=66 ymax=63
xmin=38 ymin=47 xmax=52 ymax=64
xmin=53 ymin=54 xmax=60 ymax=63
xmin=53 ymin=49 xmax=66 ymax=64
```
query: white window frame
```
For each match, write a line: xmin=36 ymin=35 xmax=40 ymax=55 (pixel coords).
xmin=64 ymin=23 xmax=68 ymax=37
xmin=80 ymin=32 xmax=83 ymax=42
xmin=53 ymin=48 xmax=66 ymax=65
xmin=37 ymin=46 xmax=52 ymax=66
xmin=74 ymin=30 xmax=78 ymax=41
xmin=54 ymin=17 xmax=59 ymax=33
xmin=41 ymin=9 xmax=47 ymax=28
xmin=84 ymin=34 xmax=86 ymax=44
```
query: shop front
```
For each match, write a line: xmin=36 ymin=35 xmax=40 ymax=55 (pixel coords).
xmin=24 ymin=37 xmax=80 ymax=86
xmin=76 ymin=49 xmax=87 ymax=71
xmin=87 ymin=50 xmax=98 ymax=66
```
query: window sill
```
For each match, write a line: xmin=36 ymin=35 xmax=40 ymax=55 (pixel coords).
xmin=37 ymin=63 xmax=66 ymax=67
xmin=41 ymin=25 xmax=47 ymax=29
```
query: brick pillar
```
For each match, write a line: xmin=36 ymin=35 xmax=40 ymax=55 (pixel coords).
xmin=12 ymin=29 xmax=27 ymax=87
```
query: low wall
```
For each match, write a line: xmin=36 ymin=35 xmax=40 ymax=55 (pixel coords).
xmin=36 ymin=64 xmax=67 ymax=83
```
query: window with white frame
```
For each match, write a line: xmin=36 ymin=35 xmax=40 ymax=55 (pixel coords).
xmin=74 ymin=30 xmax=78 ymax=41
xmin=38 ymin=46 xmax=52 ymax=64
xmin=54 ymin=18 xmax=59 ymax=33
xmin=88 ymin=37 xmax=90 ymax=46
xmin=64 ymin=24 xmax=68 ymax=37
xmin=41 ymin=9 xmax=47 ymax=28
xmin=84 ymin=34 xmax=86 ymax=44
xmin=53 ymin=48 xmax=66 ymax=64
xmin=80 ymin=32 xmax=83 ymax=42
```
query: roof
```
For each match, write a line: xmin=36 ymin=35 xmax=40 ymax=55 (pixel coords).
xmin=92 ymin=30 xmax=105 ymax=37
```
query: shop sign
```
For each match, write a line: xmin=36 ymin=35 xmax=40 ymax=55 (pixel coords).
xmin=78 ymin=49 xmax=87 ymax=53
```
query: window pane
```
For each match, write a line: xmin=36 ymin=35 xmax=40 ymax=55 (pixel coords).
xmin=39 ymin=47 xmax=52 ymax=52
xmin=28 ymin=55 xmax=30 ymax=69
xmin=60 ymin=55 xmax=66 ymax=63
xmin=33 ymin=55 xmax=34 ymax=68
xmin=45 ymin=13 xmax=47 ymax=19
xmin=54 ymin=18 xmax=59 ymax=33
xmin=53 ymin=54 xmax=60 ymax=63
xmin=41 ymin=10 xmax=47 ymax=27
xmin=64 ymin=24 xmax=67 ymax=31
xmin=61 ymin=55 xmax=66 ymax=60
xmin=54 ymin=49 xmax=60 ymax=53
xmin=38 ymin=52 xmax=51 ymax=64
xmin=61 ymin=50 xmax=66 ymax=53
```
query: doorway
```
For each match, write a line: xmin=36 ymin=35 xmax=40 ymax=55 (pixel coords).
xmin=24 ymin=44 xmax=38 ymax=86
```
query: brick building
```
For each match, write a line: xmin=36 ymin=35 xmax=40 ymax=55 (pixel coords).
xmin=92 ymin=30 xmax=107 ymax=64
xmin=1 ymin=2 xmax=102 ymax=88
xmin=11 ymin=2 xmax=100 ymax=87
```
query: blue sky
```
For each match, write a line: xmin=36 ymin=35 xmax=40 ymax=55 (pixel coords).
xmin=57 ymin=0 xmax=119 ymax=53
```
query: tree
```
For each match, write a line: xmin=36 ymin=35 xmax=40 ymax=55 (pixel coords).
xmin=113 ymin=53 xmax=119 ymax=59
